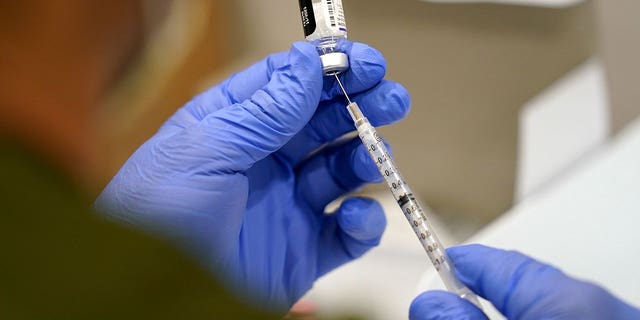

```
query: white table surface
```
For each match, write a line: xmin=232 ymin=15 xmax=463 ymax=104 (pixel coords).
xmin=417 ymin=117 xmax=640 ymax=318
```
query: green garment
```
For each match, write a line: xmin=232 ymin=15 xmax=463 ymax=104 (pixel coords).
xmin=0 ymin=142 xmax=277 ymax=319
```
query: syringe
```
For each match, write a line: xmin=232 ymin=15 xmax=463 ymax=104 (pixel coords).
xmin=334 ymin=74 xmax=482 ymax=309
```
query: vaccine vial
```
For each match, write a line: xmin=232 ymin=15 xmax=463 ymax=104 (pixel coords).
xmin=298 ymin=0 xmax=349 ymax=75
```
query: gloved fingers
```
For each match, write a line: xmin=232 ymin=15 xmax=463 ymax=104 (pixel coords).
xmin=409 ymin=291 xmax=488 ymax=320
xmin=159 ymin=51 xmax=289 ymax=134
xmin=316 ymin=197 xmax=386 ymax=277
xmin=447 ymin=244 xmax=570 ymax=319
xmin=178 ymin=41 xmax=324 ymax=173
xmin=295 ymin=138 xmax=387 ymax=213
xmin=279 ymin=80 xmax=410 ymax=165
xmin=160 ymin=40 xmax=386 ymax=134
xmin=320 ymin=41 xmax=387 ymax=101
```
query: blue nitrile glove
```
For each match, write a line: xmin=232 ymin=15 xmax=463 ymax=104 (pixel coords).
xmin=95 ymin=41 xmax=410 ymax=310
xmin=410 ymin=244 xmax=640 ymax=320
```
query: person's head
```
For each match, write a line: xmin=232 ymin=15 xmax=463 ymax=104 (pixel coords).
xmin=0 ymin=1 xmax=147 ymax=182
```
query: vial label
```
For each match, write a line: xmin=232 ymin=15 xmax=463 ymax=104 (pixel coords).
xmin=323 ymin=0 xmax=347 ymax=32
xmin=299 ymin=0 xmax=317 ymax=37
xmin=298 ymin=0 xmax=348 ymax=40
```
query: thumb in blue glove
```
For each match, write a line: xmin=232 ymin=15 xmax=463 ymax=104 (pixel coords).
xmin=409 ymin=244 xmax=640 ymax=320
xmin=96 ymin=41 xmax=411 ymax=311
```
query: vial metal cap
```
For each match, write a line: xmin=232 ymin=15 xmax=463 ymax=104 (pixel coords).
xmin=320 ymin=52 xmax=349 ymax=76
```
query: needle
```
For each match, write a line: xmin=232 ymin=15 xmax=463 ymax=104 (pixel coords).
xmin=334 ymin=74 xmax=353 ymax=104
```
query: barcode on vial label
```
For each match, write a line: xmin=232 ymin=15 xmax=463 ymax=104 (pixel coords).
xmin=324 ymin=0 xmax=346 ymax=31
xmin=327 ymin=0 xmax=336 ymax=26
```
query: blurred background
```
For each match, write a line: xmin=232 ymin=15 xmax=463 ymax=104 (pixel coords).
xmin=94 ymin=0 xmax=640 ymax=318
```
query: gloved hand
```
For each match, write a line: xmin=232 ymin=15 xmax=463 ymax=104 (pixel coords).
xmin=95 ymin=41 xmax=410 ymax=310
xmin=410 ymin=244 xmax=640 ymax=320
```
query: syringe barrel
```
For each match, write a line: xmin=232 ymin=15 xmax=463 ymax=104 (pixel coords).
xmin=347 ymin=102 xmax=483 ymax=309
xmin=298 ymin=0 xmax=349 ymax=75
